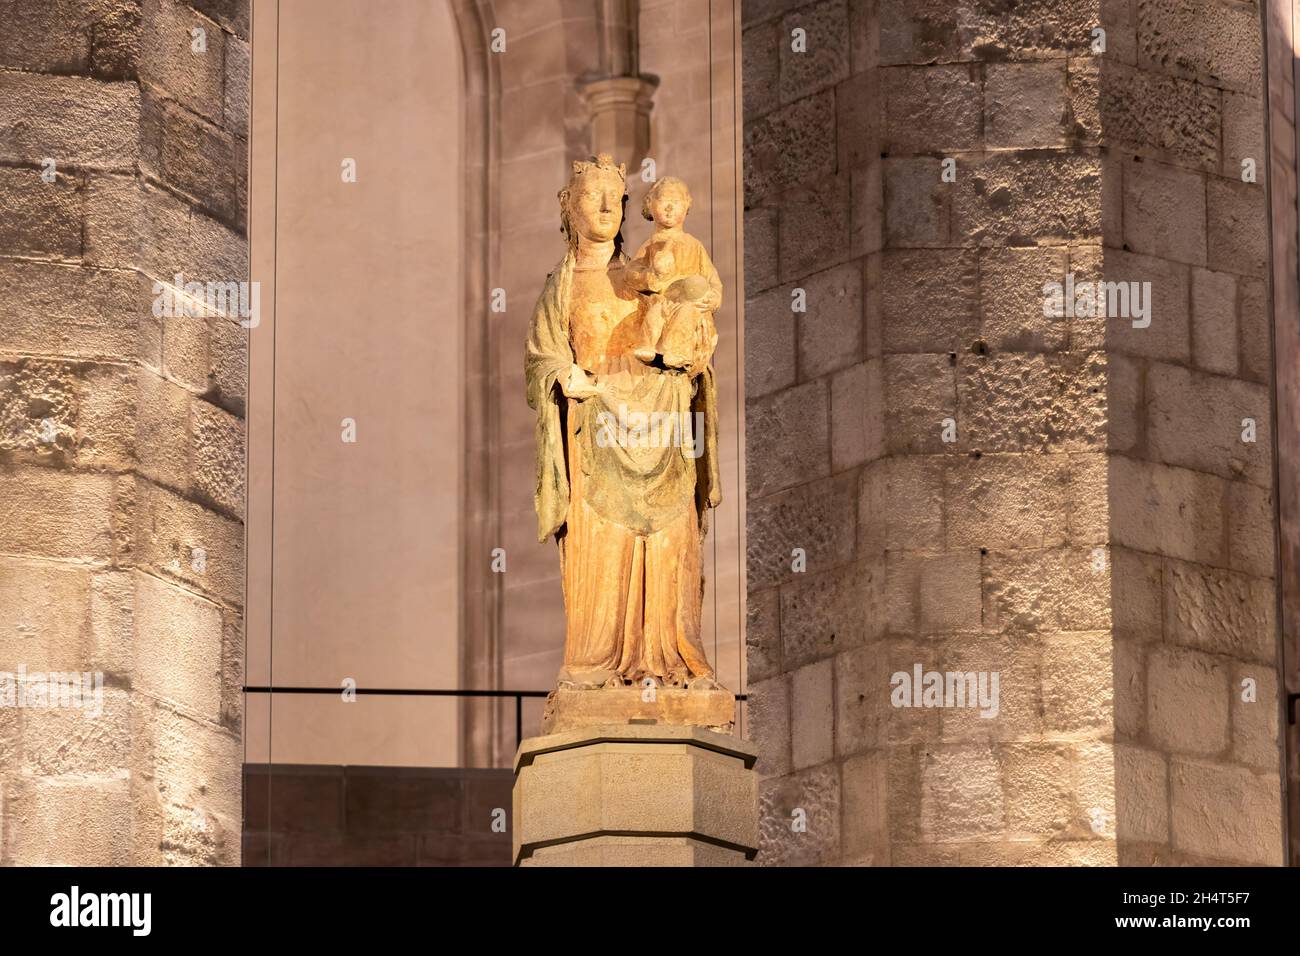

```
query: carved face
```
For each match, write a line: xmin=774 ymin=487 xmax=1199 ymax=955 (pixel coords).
xmin=649 ymin=184 xmax=689 ymax=229
xmin=568 ymin=168 xmax=624 ymax=243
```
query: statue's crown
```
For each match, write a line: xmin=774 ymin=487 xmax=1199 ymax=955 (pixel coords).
xmin=572 ymin=153 xmax=626 ymax=180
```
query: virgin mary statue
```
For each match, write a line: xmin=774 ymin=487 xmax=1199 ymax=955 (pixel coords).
xmin=525 ymin=154 xmax=724 ymax=692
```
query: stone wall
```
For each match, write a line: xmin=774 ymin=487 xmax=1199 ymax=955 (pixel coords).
xmin=743 ymin=0 xmax=1285 ymax=865
xmin=0 ymin=0 xmax=248 ymax=865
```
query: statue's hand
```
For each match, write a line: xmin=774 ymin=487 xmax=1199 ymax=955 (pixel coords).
xmin=561 ymin=363 xmax=600 ymax=400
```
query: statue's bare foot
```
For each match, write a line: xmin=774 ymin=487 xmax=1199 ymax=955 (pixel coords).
xmin=633 ymin=346 xmax=658 ymax=364
xmin=687 ymin=674 xmax=722 ymax=691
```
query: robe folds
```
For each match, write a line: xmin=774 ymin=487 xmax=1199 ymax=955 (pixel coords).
xmin=525 ymin=250 xmax=722 ymax=687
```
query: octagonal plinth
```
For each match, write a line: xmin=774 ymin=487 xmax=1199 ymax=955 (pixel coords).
xmin=512 ymin=724 xmax=758 ymax=867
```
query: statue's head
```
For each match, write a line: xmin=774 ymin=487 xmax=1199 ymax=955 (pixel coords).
xmin=559 ymin=154 xmax=627 ymax=250
xmin=642 ymin=176 xmax=691 ymax=227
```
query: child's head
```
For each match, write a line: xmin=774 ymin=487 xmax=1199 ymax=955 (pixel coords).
xmin=642 ymin=177 xmax=692 ymax=228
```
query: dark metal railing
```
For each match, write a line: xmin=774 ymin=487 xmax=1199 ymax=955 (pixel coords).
xmin=242 ymin=686 xmax=749 ymax=750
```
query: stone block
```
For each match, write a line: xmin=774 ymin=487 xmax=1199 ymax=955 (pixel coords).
xmin=1190 ymin=267 xmax=1238 ymax=376
xmin=790 ymin=658 xmax=833 ymax=770
xmin=0 ymin=467 xmax=116 ymax=561
xmin=1136 ymin=0 xmax=1262 ymax=94
xmin=0 ymin=165 xmax=82 ymax=261
xmin=883 ymin=354 xmax=957 ymax=454
xmin=1207 ymin=177 xmax=1268 ymax=278
xmin=512 ymin=725 xmax=758 ymax=865
xmin=979 ymin=246 xmax=1069 ymax=352
xmin=780 ymin=559 xmax=874 ymax=667
xmin=920 ymin=747 xmax=1003 ymax=842
xmin=746 ymin=471 xmax=858 ymax=589
xmin=1040 ymin=631 xmax=1113 ymax=733
xmin=880 ymin=249 xmax=979 ymax=354
xmin=1000 ymin=743 xmax=1072 ymax=835
xmin=745 ymin=587 xmax=782 ymax=683
xmin=883 ymin=157 xmax=949 ymax=247
xmin=538 ymin=687 xmax=735 ymax=735
xmin=746 ymin=380 xmax=829 ymax=497
xmin=1021 ymin=553 xmax=1122 ymax=653
xmin=886 ymin=551 xmax=981 ymax=634
xmin=190 ymin=397 xmax=244 ymax=517
xmin=798 ymin=260 xmax=863 ymax=380
xmin=1147 ymin=363 xmax=1271 ymax=486
xmin=779 ymin=0 xmax=850 ymax=104
xmin=952 ymin=152 xmax=1102 ymax=247
xmin=140 ymin=0 xmax=226 ymax=123
xmin=747 ymin=676 xmax=790 ymax=779
xmin=984 ymin=61 xmax=1067 ymax=149
xmin=132 ymin=478 xmax=244 ymax=607
xmin=1109 ymin=456 xmax=1225 ymax=566
xmin=841 ymin=750 xmax=888 ymax=858
xmin=5 ymin=773 xmax=131 ymax=865
xmin=0 ymin=72 xmax=140 ymax=168
xmin=829 ymin=360 xmax=883 ymax=471
xmin=881 ymin=64 xmax=981 ymax=153
xmin=958 ymin=351 xmax=1106 ymax=453
xmin=1147 ymin=645 xmax=1230 ymax=756
xmin=133 ymin=570 xmax=223 ymax=721
xmin=1170 ymin=757 xmax=1282 ymax=864
xmin=1122 ymin=157 xmax=1206 ymax=266
xmin=1114 ymin=744 xmax=1169 ymax=843
xmin=757 ymin=761 xmax=839 ymax=865
xmin=1232 ymin=663 xmax=1280 ymax=772
xmin=745 ymin=284 xmax=798 ymax=399
xmin=778 ymin=173 xmax=852 ymax=282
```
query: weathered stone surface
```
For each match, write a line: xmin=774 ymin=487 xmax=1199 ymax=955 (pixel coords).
xmin=1170 ymin=758 xmax=1282 ymax=864
xmin=921 ymin=747 xmax=1003 ymax=842
xmin=1040 ymin=631 xmax=1114 ymax=732
xmin=134 ymin=570 xmax=224 ymax=721
xmin=952 ymin=152 xmax=1102 ymax=247
xmin=829 ymin=360 xmax=884 ymax=470
xmin=140 ymin=0 xmax=226 ymax=123
xmin=538 ymin=687 xmax=735 ymax=735
xmin=1147 ymin=362 xmax=1271 ymax=487
xmin=1163 ymin=558 xmax=1276 ymax=663
xmin=780 ymin=0 xmax=850 ymax=105
xmin=1232 ymin=664 xmax=1279 ymax=772
xmin=1137 ymin=0 xmax=1262 ymax=94
xmin=882 ymin=64 xmax=981 ymax=153
xmin=0 ymin=166 xmax=82 ymax=261
xmin=1207 ymin=177 xmax=1268 ymax=278
xmin=1190 ymin=267 xmax=1238 ymax=376
xmin=1090 ymin=61 xmax=1220 ymax=170
xmin=745 ymin=284 xmax=797 ymax=399
xmin=1122 ymin=157 xmax=1206 ymax=266
xmin=513 ymin=726 xmax=758 ymax=865
xmin=880 ymin=249 xmax=979 ymax=354
xmin=746 ymin=380 xmax=829 ymax=497
xmin=190 ymin=397 xmax=244 ymax=517
xmin=984 ymin=548 xmax=1110 ymax=633
xmin=780 ymin=558 xmax=875 ymax=667
xmin=883 ymin=353 xmax=957 ymax=454
xmin=758 ymin=762 xmax=840 ymax=865
xmin=747 ymin=471 xmax=858 ymax=589
xmin=790 ymin=659 xmax=834 ymax=769
xmin=979 ymin=246 xmax=1068 ymax=352
xmin=1147 ymin=646 xmax=1229 ymax=756
xmin=959 ymin=351 xmax=1106 ymax=453
xmin=798 ymin=260 xmax=863 ymax=379
xmin=0 ymin=72 xmax=140 ymax=168
xmin=1115 ymin=744 xmax=1169 ymax=843
xmin=984 ymin=61 xmax=1067 ymax=150
xmin=886 ymin=550 xmax=981 ymax=633
xmin=743 ymin=90 xmax=836 ymax=205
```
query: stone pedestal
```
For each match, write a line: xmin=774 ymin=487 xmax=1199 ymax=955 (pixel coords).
xmin=540 ymin=686 xmax=735 ymax=734
xmin=512 ymin=724 xmax=758 ymax=866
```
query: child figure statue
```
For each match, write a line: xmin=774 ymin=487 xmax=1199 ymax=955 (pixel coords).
xmin=628 ymin=177 xmax=722 ymax=372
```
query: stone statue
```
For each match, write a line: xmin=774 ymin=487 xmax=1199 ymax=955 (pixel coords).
xmin=525 ymin=155 xmax=726 ymax=706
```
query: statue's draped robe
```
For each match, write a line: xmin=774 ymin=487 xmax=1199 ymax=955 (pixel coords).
xmin=526 ymin=250 xmax=721 ymax=687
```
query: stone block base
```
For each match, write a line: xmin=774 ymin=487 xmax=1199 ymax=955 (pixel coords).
xmin=540 ymin=686 xmax=735 ymax=734
xmin=512 ymin=724 xmax=758 ymax=866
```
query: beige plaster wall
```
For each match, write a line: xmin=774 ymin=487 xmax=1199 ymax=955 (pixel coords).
xmin=246 ymin=0 xmax=463 ymax=767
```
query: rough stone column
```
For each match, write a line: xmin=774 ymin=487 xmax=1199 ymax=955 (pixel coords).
xmin=743 ymin=0 xmax=1285 ymax=865
xmin=0 ymin=0 xmax=248 ymax=865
